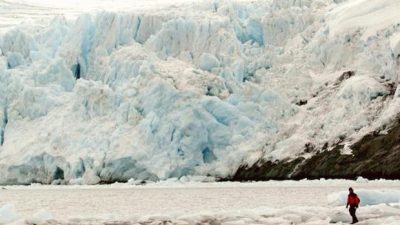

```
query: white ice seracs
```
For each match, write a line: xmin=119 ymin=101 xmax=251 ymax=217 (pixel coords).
xmin=0 ymin=0 xmax=399 ymax=184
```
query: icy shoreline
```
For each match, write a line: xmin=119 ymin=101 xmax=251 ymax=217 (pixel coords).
xmin=4 ymin=205 xmax=400 ymax=225
xmin=0 ymin=177 xmax=400 ymax=189
xmin=1 ymin=180 xmax=400 ymax=224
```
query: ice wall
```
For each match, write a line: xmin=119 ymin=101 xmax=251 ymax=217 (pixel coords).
xmin=0 ymin=0 xmax=399 ymax=184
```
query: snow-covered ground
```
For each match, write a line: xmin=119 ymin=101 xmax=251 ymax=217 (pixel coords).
xmin=1 ymin=180 xmax=400 ymax=224
xmin=1 ymin=0 xmax=400 ymax=185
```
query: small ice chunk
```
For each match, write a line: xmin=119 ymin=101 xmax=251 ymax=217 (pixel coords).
xmin=127 ymin=178 xmax=144 ymax=185
xmin=329 ymin=209 xmax=352 ymax=223
xmin=356 ymin=176 xmax=369 ymax=183
xmin=6 ymin=52 xmax=25 ymax=68
xmin=198 ymin=53 xmax=220 ymax=72
xmin=32 ymin=209 xmax=53 ymax=221
xmin=69 ymin=178 xmax=84 ymax=185
xmin=179 ymin=176 xmax=190 ymax=183
xmin=390 ymin=33 xmax=400 ymax=58
xmin=83 ymin=169 xmax=101 ymax=185
xmin=395 ymin=86 xmax=400 ymax=98
xmin=0 ymin=204 xmax=19 ymax=224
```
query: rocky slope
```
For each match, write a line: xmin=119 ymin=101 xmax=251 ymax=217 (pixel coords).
xmin=232 ymin=116 xmax=400 ymax=180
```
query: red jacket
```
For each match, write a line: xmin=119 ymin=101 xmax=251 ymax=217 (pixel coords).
xmin=347 ymin=194 xmax=360 ymax=206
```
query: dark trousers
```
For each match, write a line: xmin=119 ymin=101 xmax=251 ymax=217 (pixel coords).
xmin=349 ymin=206 xmax=358 ymax=223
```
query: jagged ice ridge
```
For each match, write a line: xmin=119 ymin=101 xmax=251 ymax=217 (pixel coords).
xmin=0 ymin=0 xmax=399 ymax=184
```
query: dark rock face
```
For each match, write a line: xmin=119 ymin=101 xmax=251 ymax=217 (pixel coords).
xmin=232 ymin=119 xmax=400 ymax=181
xmin=335 ymin=70 xmax=355 ymax=85
xmin=231 ymin=158 xmax=304 ymax=180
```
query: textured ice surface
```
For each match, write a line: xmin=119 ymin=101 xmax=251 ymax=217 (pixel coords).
xmin=0 ymin=204 xmax=19 ymax=224
xmin=1 ymin=180 xmax=400 ymax=224
xmin=0 ymin=0 xmax=399 ymax=184
xmin=329 ymin=190 xmax=400 ymax=206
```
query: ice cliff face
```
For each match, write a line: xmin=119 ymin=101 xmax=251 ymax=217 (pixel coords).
xmin=0 ymin=0 xmax=399 ymax=184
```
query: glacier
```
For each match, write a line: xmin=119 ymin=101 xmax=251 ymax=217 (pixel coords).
xmin=0 ymin=0 xmax=399 ymax=184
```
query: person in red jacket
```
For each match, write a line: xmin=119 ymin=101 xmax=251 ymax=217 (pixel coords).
xmin=346 ymin=187 xmax=360 ymax=224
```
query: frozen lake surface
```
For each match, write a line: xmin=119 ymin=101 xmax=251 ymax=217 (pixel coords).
xmin=1 ymin=180 xmax=400 ymax=224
